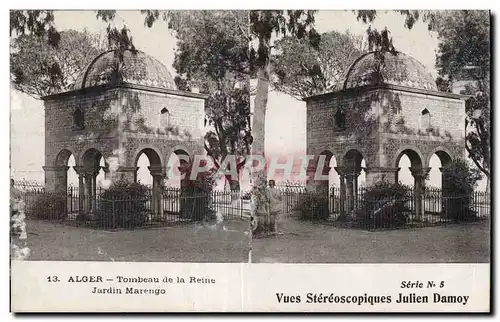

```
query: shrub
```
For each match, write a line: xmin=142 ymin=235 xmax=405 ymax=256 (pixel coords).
xmin=353 ymin=181 xmax=411 ymax=229
xmin=241 ymin=190 xmax=252 ymax=200
xmin=26 ymin=192 xmax=67 ymax=220
xmin=441 ymin=159 xmax=482 ymax=221
xmin=96 ymin=181 xmax=150 ymax=229
xmin=179 ymin=168 xmax=216 ymax=221
xmin=293 ymin=191 xmax=329 ymax=221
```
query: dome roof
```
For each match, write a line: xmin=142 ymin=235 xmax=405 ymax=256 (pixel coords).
xmin=73 ymin=50 xmax=176 ymax=90
xmin=335 ymin=51 xmax=437 ymax=92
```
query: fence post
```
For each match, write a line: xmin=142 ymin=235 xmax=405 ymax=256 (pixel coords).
xmin=111 ymin=197 xmax=116 ymax=229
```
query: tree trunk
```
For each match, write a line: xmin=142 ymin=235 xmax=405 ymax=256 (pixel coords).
xmin=251 ymin=58 xmax=273 ymax=235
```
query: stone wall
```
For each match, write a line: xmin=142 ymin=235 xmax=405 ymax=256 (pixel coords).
xmin=306 ymin=87 xmax=465 ymax=172
xmin=44 ymin=86 xmax=205 ymax=170
xmin=44 ymin=89 xmax=120 ymax=167
xmin=120 ymin=88 xmax=205 ymax=141
xmin=306 ymin=90 xmax=380 ymax=166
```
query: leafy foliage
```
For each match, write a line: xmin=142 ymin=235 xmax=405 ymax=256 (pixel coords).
xmin=293 ymin=191 xmax=329 ymax=221
xmin=432 ymin=11 xmax=490 ymax=180
xmin=26 ymin=192 xmax=67 ymax=220
xmin=10 ymin=29 xmax=103 ymax=98
xmin=97 ymin=181 xmax=150 ymax=229
xmin=441 ymin=159 xmax=482 ymax=220
xmin=179 ymin=164 xmax=216 ymax=221
xmin=10 ymin=10 xmax=60 ymax=47
xmin=361 ymin=181 xmax=411 ymax=201
xmin=272 ymin=30 xmax=365 ymax=98
xmin=442 ymin=159 xmax=482 ymax=196
xmin=352 ymin=181 xmax=411 ymax=229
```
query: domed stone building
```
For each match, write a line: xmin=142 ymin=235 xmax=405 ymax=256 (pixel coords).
xmin=305 ymin=51 xmax=467 ymax=217
xmin=42 ymin=49 xmax=207 ymax=215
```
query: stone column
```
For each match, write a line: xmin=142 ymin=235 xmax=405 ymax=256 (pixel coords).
xmin=73 ymin=166 xmax=86 ymax=214
xmin=409 ymin=167 xmax=431 ymax=220
xmin=84 ymin=171 xmax=93 ymax=214
xmin=91 ymin=169 xmax=100 ymax=214
xmin=350 ymin=169 xmax=362 ymax=210
xmin=335 ymin=167 xmax=346 ymax=219
xmin=345 ymin=172 xmax=354 ymax=212
xmin=42 ymin=166 xmax=69 ymax=194
xmin=305 ymin=159 xmax=318 ymax=193
xmin=439 ymin=167 xmax=451 ymax=215
xmin=149 ymin=166 xmax=166 ymax=220
xmin=317 ymin=162 xmax=331 ymax=200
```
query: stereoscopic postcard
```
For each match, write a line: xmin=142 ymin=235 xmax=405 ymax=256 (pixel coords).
xmin=9 ymin=9 xmax=491 ymax=312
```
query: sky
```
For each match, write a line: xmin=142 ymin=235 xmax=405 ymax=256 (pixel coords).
xmin=10 ymin=10 xmax=486 ymax=190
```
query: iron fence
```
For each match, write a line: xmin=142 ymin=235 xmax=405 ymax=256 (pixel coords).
xmin=14 ymin=180 xmax=491 ymax=231
xmin=278 ymin=185 xmax=490 ymax=230
xmin=17 ymin=185 xmax=251 ymax=230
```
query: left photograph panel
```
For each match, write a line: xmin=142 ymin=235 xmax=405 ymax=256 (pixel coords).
xmin=10 ymin=10 xmax=252 ymax=263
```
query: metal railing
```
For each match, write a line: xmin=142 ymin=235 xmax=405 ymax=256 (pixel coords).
xmin=278 ymin=185 xmax=490 ymax=230
xmin=17 ymin=185 xmax=251 ymax=230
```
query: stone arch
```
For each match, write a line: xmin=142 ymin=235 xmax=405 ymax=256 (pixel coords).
xmin=317 ymin=150 xmax=336 ymax=187
xmin=55 ymin=149 xmax=75 ymax=167
xmin=81 ymin=148 xmax=104 ymax=169
xmin=165 ymin=145 xmax=193 ymax=162
xmin=394 ymin=145 xmax=424 ymax=169
xmin=394 ymin=146 xmax=428 ymax=220
xmin=135 ymin=147 xmax=163 ymax=186
xmin=426 ymin=146 xmax=453 ymax=168
xmin=133 ymin=146 xmax=163 ymax=168
xmin=341 ymin=149 xmax=364 ymax=170
xmin=164 ymin=146 xmax=192 ymax=188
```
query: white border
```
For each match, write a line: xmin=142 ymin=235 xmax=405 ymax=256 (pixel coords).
xmin=3 ymin=1 xmax=498 ymax=320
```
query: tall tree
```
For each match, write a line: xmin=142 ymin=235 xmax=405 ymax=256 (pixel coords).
xmin=10 ymin=29 xmax=104 ymax=98
xmin=10 ymin=10 xmax=60 ymax=47
xmin=272 ymin=30 xmax=365 ymax=99
xmin=142 ymin=10 xmax=251 ymax=190
xmin=433 ymin=11 xmax=490 ymax=184
xmin=249 ymin=10 xmax=319 ymax=233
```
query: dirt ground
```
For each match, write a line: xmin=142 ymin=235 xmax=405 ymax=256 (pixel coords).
xmin=251 ymin=216 xmax=490 ymax=263
xmin=21 ymin=219 xmax=251 ymax=262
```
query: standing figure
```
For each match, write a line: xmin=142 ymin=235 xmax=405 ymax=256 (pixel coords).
xmin=268 ymin=180 xmax=283 ymax=235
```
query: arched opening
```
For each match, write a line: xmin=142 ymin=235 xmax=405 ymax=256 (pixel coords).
xmin=135 ymin=148 xmax=163 ymax=218
xmin=54 ymin=149 xmax=77 ymax=214
xmin=395 ymin=149 xmax=425 ymax=219
xmin=136 ymin=153 xmax=153 ymax=186
xmin=67 ymin=155 xmax=78 ymax=188
xmin=165 ymin=149 xmax=190 ymax=188
xmin=54 ymin=149 xmax=75 ymax=191
xmin=164 ymin=149 xmax=191 ymax=215
xmin=96 ymin=157 xmax=106 ymax=188
xmin=317 ymin=150 xmax=334 ymax=196
xmin=427 ymin=154 xmax=442 ymax=189
xmin=160 ymin=107 xmax=170 ymax=129
xmin=73 ymin=107 xmax=85 ymax=130
xmin=428 ymin=150 xmax=453 ymax=214
xmin=334 ymin=109 xmax=346 ymax=131
xmin=420 ymin=108 xmax=431 ymax=129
